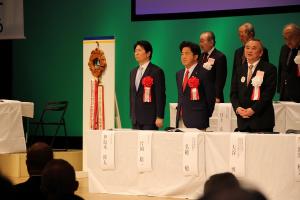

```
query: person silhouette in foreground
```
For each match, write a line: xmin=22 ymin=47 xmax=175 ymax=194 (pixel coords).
xmin=41 ymin=159 xmax=84 ymax=200
xmin=14 ymin=142 xmax=53 ymax=200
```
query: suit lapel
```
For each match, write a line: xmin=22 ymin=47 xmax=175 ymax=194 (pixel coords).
xmin=190 ymin=64 xmax=200 ymax=78
xmin=209 ymin=49 xmax=216 ymax=59
xmin=241 ymin=62 xmax=249 ymax=88
xmin=132 ymin=67 xmax=138 ymax=93
xmin=179 ymin=69 xmax=184 ymax=83
xmin=252 ymin=60 xmax=263 ymax=80
xmin=132 ymin=67 xmax=138 ymax=80
xmin=178 ymin=69 xmax=185 ymax=95
xmin=199 ymin=53 xmax=205 ymax=64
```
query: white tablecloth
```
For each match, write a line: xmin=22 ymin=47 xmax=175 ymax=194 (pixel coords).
xmin=282 ymin=102 xmax=300 ymax=132
xmin=86 ymin=130 xmax=300 ymax=200
xmin=86 ymin=130 xmax=206 ymax=199
xmin=205 ymin=132 xmax=300 ymax=200
xmin=170 ymin=102 xmax=300 ymax=133
xmin=0 ymin=100 xmax=34 ymax=153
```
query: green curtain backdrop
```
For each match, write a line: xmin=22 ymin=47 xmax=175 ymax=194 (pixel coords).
xmin=12 ymin=0 xmax=300 ymax=136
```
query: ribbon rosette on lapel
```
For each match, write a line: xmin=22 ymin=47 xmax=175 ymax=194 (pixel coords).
xmin=142 ymin=76 xmax=154 ymax=102
xmin=251 ymin=75 xmax=263 ymax=101
xmin=188 ymin=76 xmax=200 ymax=100
xmin=203 ymin=58 xmax=215 ymax=71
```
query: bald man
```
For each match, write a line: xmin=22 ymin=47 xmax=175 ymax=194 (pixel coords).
xmin=278 ymin=23 xmax=300 ymax=102
xmin=233 ymin=22 xmax=269 ymax=76
xmin=230 ymin=39 xmax=277 ymax=133
xmin=199 ymin=31 xmax=227 ymax=103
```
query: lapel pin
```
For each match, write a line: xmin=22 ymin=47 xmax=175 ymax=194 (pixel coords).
xmin=241 ymin=76 xmax=246 ymax=83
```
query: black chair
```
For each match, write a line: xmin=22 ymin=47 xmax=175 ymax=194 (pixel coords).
xmin=30 ymin=101 xmax=68 ymax=150
xmin=286 ymin=129 xmax=300 ymax=134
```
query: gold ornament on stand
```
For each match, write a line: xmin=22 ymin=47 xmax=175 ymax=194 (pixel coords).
xmin=88 ymin=41 xmax=107 ymax=82
xmin=89 ymin=41 xmax=107 ymax=130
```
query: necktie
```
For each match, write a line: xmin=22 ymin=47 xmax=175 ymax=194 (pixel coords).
xmin=247 ymin=64 xmax=253 ymax=86
xmin=202 ymin=53 xmax=208 ymax=63
xmin=242 ymin=52 xmax=246 ymax=64
xmin=135 ymin=67 xmax=143 ymax=91
xmin=182 ymin=69 xmax=189 ymax=91
xmin=286 ymin=49 xmax=293 ymax=66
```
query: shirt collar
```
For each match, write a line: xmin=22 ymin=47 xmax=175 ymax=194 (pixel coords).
xmin=207 ymin=47 xmax=215 ymax=57
xmin=139 ymin=61 xmax=150 ymax=72
xmin=185 ymin=63 xmax=197 ymax=77
xmin=248 ymin=59 xmax=260 ymax=71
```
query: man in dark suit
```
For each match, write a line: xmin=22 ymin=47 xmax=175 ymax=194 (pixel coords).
xmin=176 ymin=41 xmax=215 ymax=130
xmin=230 ymin=39 xmax=277 ymax=132
xmin=130 ymin=40 xmax=166 ymax=130
xmin=233 ymin=22 xmax=269 ymax=77
xmin=278 ymin=23 xmax=300 ymax=102
xmin=199 ymin=31 xmax=227 ymax=103
xmin=14 ymin=142 xmax=53 ymax=200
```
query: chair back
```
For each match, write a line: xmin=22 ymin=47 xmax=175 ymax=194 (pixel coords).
xmin=39 ymin=101 xmax=68 ymax=123
xmin=286 ymin=129 xmax=300 ymax=134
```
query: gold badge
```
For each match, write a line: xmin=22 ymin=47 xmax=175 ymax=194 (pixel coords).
xmin=88 ymin=41 xmax=107 ymax=81
xmin=241 ymin=76 xmax=245 ymax=83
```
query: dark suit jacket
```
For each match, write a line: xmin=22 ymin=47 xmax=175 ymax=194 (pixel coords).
xmin=130 ymin=62 xmax=166 ymax=125
xmin=232 ymin=46 xmax=269 ymax=77
xmin=277 ymin=45 xmax=300 ymax=102
xmin=230 ymin=60 xmax=277 ymax=131
xmin=14 ymin=176 xmax=46 ymax=200
xmin=199 ymin=48 xmax=227 ymax=102
xmin=176 ymin=64 xmax=215 ymax=129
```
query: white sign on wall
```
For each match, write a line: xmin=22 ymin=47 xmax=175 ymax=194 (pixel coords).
xmin=0 ymin=0 xmax=25 ymax=39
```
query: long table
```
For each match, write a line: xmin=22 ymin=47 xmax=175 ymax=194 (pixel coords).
xmin=86 ymin=130 xmax=300 ymax=200
xmin=170 ymin=102 xmax=300 ymax=132
xmin=0 ymin=100 xmax=34 ymax=153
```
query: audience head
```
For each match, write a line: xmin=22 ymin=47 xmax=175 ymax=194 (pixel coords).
xmin=199 ymin=31 xmax=216 ymax=53
xmin=200 ymin=187 xmax=267 ymax=200
xmin=282 ymin=23 xmax=300 ymax=49
xmin=41 ymin=159 xmax=79 ymax=197
xmin=238 ymin=22 xmax=255 ymax=45
xmin=179 ymin=41 xmax=201 ymax=68
xmin=244 ymin=39 xmax=264 ymax=64
xmin=203 ymin=172 xmax=240 ymax=196
xmin=0 ymin=173 xmax=15 ymax=199
xmin=134 ymin=40 xmax=153 ymax=64
xmin=248 ymin=189 xmax=268 ymax=200
xmin=26 ymin=142 xmax=54 ymax=176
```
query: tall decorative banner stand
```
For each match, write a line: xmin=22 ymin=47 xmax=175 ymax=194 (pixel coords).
xmin=83 ymin=36 xmax=115 ymax=169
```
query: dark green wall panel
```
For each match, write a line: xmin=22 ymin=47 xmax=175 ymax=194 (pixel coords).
xmin=12 ymin=0 xmax=300 ymax=136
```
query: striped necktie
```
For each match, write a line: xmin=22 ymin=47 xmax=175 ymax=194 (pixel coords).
xmin=247 ymin=64 xmax=253 ymax=86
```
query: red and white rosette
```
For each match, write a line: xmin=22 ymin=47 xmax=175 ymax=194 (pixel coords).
xmin=142 ymin=76 xmax=153 ymax=102
xmin=203 ymin=58 xmax=215 ymax=71
xmin=250 ymin=75 xmax=263 ymax=101
xmin=188 ymin=76 xmax=200 ymax=100
xmin=294 ymin=55 xmax=300 ymax=77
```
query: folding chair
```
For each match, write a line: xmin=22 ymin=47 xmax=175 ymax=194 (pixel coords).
xmin=30 ymin=101 xmax=68 ymax=150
